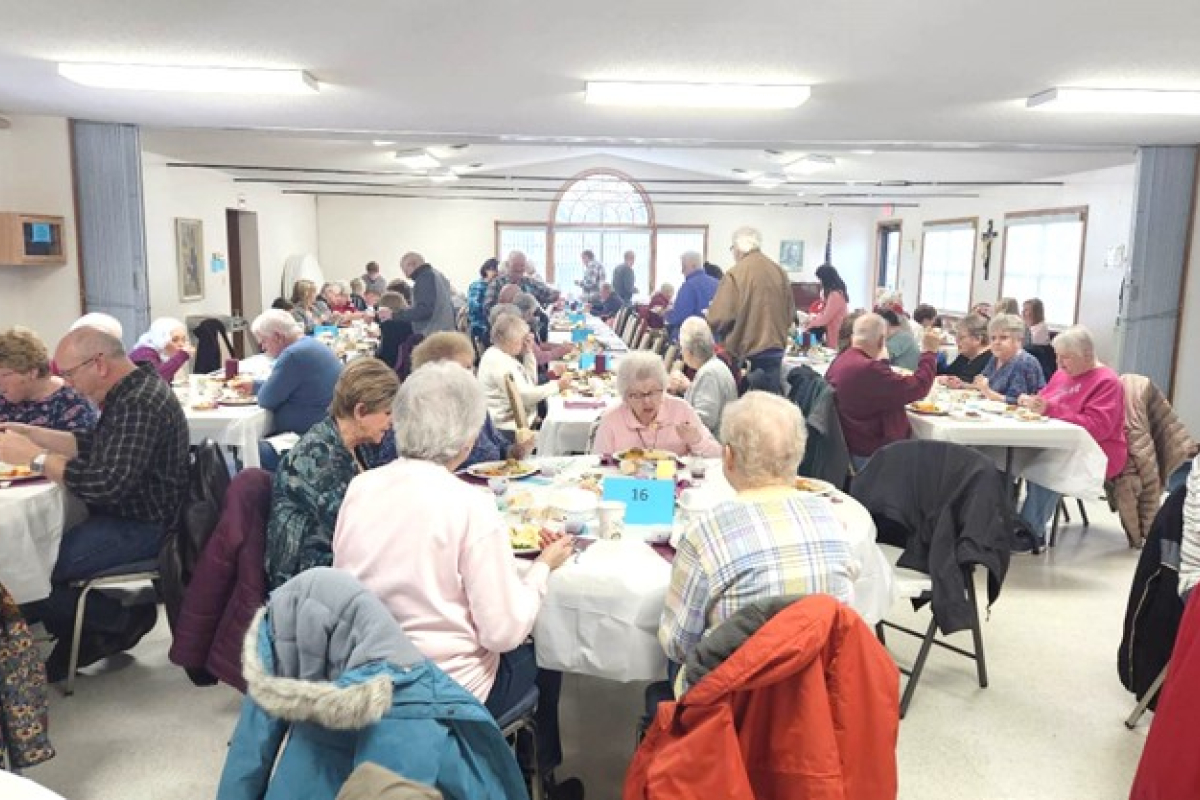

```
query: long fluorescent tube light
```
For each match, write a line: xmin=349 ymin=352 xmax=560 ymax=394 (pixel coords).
xmin=58 ymin=63 xmax=318 ymax=94
xmin=750 ymin=174 xmax=784 ymax=189
xmin=1027 ymin=87 xmax=1200 ymax=115
xmin=394 ymin=150 xmax=441 ymax=170
xmin=585 ymin=81 xmax=810 ymax=109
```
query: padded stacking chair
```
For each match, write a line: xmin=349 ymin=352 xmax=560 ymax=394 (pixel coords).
xmin=496 ymin=686 xmax=543 ymax=800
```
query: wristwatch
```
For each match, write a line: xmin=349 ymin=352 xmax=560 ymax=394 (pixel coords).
xmin=30 ymin=451 xmax=48 ymax=475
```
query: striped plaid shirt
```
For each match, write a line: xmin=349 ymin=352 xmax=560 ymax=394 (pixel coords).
xmin=659 ymin=486 xmax=855 ymax=664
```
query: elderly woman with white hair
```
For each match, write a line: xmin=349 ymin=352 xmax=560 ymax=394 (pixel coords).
xmin=251 ymin=309 xmax=344 ymax=469
xmin=478 ymin=313 xmax=570 ymax=432
xmin=669 ymin=317 xmax=738 ymax=436
xmin=592 ymin=350 xmax=721 ymax=457
xmin=974 ymin=313 xmax=1046 ymax=403
xmin=658 ymin=391 xmax=855 ymax=682
xmin=515 ymin=292 xmax=571 ymax=366
xmin=1013 ymin=326 xmax=1127 ymax=552
xmin=128 ymin=317 xmax=193 ymax=382
xmin=332 ymin=362 xmax=580 ymax=797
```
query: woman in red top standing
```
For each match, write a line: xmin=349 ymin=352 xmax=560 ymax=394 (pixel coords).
xmin=804 ymin=265 xmax=850 ymax=347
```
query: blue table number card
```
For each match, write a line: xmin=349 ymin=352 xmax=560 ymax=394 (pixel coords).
xmin=578 ymin=352 xmax=596 ymax=371
xmin=313 ymin=325 xmax=339 ymax=338
xmin=568 ymin=312 xmax=586 ymax=325
xmin=603 ymin=477 xmax=675 ymax=525
xmin=571 ymin=328 xmax=590 ymax=343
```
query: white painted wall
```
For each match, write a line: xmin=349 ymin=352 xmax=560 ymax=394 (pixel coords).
xmin=881 ymin=163 xmax=1136 ymax=362
xmin=315 ymin=156 xmax=879 ymax=309
xmin=0 ymin=115 xmax=82 ymax=339
xmin=1171 ymin=176 xmax=1200 ymax=432
xmin=140 ymin=151 xmax=319 ymax=325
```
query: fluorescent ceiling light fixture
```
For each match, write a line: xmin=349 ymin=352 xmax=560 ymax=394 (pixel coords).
xmin=585 ymin=81 xmax=810 ymax=109
xmin=750 ymin=174 xmax=785 ymax=189
xmin=428 ymin=170 xmax=459 ymax=183
xmin=372 ymin=140 xmax=396 ymax=147
xmin=57 ymin=63 xmax=318 ymax=94
xmin=1027 ymin=87 xmax=1200 ymax=114
xmin=784 ymin=154 xmax=836 ymax=175
xmin=851 ymin=149 xmax=876 ymax=156
xmin=394 ymin=150 xmax=441 ymax=170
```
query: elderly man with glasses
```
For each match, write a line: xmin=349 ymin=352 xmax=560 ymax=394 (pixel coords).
xmin=0 ymin=326 xmax=189 ymax=682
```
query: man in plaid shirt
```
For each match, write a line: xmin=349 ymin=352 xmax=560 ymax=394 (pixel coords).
xmin=0 ymin=326 xmax=188 ymax=681
xmin=483 ymin=251 xmax=561 ymax=317
xmin=658 ymin=392 xmax=857 ymax=686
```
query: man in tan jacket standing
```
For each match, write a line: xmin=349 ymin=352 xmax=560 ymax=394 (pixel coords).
xmin=706 ymin=227 xmax=796 ymax=393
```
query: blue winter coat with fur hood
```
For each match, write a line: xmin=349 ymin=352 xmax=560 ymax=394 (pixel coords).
xmin=217 ymin=567 xmax=527 ymax=800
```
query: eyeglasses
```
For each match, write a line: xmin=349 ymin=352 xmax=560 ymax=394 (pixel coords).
xmin=626 ymin=389 xmax=663 ymax=403
xmin=59 ymin=354 xmax=101 ymax=380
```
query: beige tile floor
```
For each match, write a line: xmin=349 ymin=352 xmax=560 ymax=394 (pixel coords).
xmin=25 ymin=498 xmax=1150 ymax=799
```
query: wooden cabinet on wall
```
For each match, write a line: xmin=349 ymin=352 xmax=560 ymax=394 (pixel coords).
xmin=0 ymin=213 xmax=67 ymax=266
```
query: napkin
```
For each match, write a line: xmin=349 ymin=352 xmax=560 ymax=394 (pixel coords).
xmin=563 ymin=400 xmax=607 ymax=409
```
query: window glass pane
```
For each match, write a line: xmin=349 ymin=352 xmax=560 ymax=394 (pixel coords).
xmin=555 ymin=174 xmax=649 ymax=225
xmin=1001 ymin=217 xmax=1085 ymax=327
xmin=498 ymin=227 xmax=548 ymax=275
xmin=919 ymin=224 xmax=975 ymax=313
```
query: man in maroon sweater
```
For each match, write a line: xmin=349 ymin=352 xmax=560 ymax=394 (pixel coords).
xmin=825 ymin=313 xmax=941 ymax=469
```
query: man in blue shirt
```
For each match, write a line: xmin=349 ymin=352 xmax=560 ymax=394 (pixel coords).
xmin=665 ymin=251 xmax=719 ymax=341
xmin=251 ymin=309 xmax=343 ymax=468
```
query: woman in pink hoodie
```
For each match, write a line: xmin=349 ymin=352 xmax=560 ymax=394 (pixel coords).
xmin=1014 ymin=326 xmax=1126 ymax=551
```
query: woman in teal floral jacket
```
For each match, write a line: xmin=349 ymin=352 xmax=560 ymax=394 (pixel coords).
xmin=265 ymin=359 xmax=399 ymax=590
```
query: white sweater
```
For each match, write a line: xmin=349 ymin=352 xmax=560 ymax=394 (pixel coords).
xmin=477 ymin=346 xmax=560 ymax=431
xmin=1180 ymin=455 xmax=1200 ymax=599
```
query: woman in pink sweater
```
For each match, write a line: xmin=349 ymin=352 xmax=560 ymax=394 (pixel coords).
xmin=1014 ymin=326 xmax=1127 ymax=552
xmin=333 ymin=361 xmax=581 ymax=796
xmin=803 ymin=265 xmax=850 ymax=347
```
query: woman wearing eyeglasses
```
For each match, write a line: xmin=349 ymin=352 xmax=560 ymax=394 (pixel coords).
xmin=0 ymin=327 xmax=97 ymax=433
xmin=592 ymin=351 xmax=721 ymax=457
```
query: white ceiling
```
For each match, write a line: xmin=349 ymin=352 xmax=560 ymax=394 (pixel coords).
xmin=3 ymin=0 xmax=1192 ymax=192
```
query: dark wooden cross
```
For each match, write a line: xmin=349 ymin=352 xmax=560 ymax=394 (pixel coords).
xmin=981 ymin=219 xmax=998 ymax=280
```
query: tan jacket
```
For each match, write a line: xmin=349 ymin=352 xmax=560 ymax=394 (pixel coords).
xmin=706 ymin=250 xmax=796 ymax=360
xmin=1110 ymin=374 xmax=1196 ymax=547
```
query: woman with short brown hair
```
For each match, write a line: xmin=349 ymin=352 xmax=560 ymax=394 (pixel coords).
xmin=0 ymin=327 xmax=96 ymax=432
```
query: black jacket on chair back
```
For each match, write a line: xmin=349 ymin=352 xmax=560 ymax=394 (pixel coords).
xmin=787 ymin=365 xmax=850 ymax=489
xmin=851 ymin=440 xmax=1013 ymax=634
xmin=193 ymin=318 xmax=236 ymax=374
xmin=1118 ymin=484 xmax=1186 ymax=706
xmin=160 ymin=440 xmax=230 ymax=637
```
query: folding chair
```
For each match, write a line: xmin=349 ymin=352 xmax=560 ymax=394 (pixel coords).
xmin=1125 ymin=663 xmax=1169 ymax=729
xmin=621 ymin=316 xmax=640 ymax=346
xmin=612 ymin=307 xmax=630 ymax=337
xmin=503 ymin=372 xmax=530 ymax=431
xmin=496 ymin=686 xmax=544 ymax=800
xmin=1049 ymin=497 xmax=1090 ymax=547
xmin=65 ymin=561 xmax=161 ymax=696
xmin=662 ymin=345 xmax=679 ymax=374
xmin=874 ymin=545 xmax=988 ymax=718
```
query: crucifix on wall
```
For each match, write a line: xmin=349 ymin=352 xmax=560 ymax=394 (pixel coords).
xmin=981 ymin=219 xmax=998 ymax=281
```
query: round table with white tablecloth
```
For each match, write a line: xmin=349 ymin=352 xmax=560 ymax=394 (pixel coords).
xmin=0 ymin=481 xmax=64 ymax=604
xmin=508 ymin=456 xmax=894 ymax=681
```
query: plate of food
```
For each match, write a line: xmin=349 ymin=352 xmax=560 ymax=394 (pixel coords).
xmin=467 ymin=459 xmax=539 ymax=479
xmin=0 ymin=463 xmax=40 ymax=483
xmin=949 ymin=409 xmax=989 ymax=422
xmin=1012 ymin=409 xmax=1049 ymax=423
xmin=217 ymin=395 xmax=258 ymax=407
xmin=907 ymin=401 xmax=948 ymax=416
xmin=795 ymin=477 xmax=838 ymax=496
xmin=508 ymin=523 xmax=542 ymax=555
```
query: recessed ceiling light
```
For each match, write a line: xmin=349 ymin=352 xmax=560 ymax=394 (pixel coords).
xmin=57 ymin=63 xmax=319 ymax=94
xmin=1027 ymin=87 xmax=1200 ymax=114
xmin=372 ymin=140 xmax=396 ymax=147
xmin=394 ymin=150 xmax=441 ymax=170
xmin=585 ymin=81 xmax=811 ymax=109
xmin=851 ymin=149 xmax=876 ymax=156
xmin=428 ymin=170 xmax=459 ymax=183
xmin=750 ymin=174 xmax=785 ymax=189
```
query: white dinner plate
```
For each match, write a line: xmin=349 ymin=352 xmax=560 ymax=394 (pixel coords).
xmin=466 ymin=461 xmax=539 ymax=480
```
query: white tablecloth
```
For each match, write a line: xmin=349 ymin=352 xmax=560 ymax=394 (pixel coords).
xmin=537 ymin=396 xmax=619 ymax=457
xmin=547 ymin=315 xmax=629 ymax=353
xmin=184 ymin=404 xmax=273 ymax=468
xmin=0 ymin=481 xmax=64 ymax=604
xmin=907 ymin=411 xmax=1108 ymax=497
xmin=523 ymin=457 xmax=894 ymax=681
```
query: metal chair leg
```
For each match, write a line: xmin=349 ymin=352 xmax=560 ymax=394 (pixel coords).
xmin=1077 ymin=498 xmax=1090 ymax=527
xmin=875 ymin=621 xmax=886 ymax=646
xmin=1050 ymin=502 xmax=1062 ymax=548
xmin=965 ymin=574 xmax=988 ymax=688
xmin=1060 ymin=500 xmax=1071 ymax=524
xmin=66 ymin=582 xmax=96 ymax=696
xmin=1125 ymin=666 xmax=1169 ymax=729
xmin=899 ymin=616 xmax=939 ymax=719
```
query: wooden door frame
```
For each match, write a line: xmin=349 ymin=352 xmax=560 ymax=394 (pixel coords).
xmin=872 ymin=220 xmax=903 ymax=307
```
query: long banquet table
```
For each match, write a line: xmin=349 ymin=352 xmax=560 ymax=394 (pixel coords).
xmin=539 ymin=314 xmax=629 ymax=456
xmin=0 ymin=480 xmax=65 ymax=604
xmin=512 ymin=456 xmax=895 ymax=681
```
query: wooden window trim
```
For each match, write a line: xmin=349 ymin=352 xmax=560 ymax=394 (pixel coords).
xmin=917 ymin=217 xmax=978 ymax=315
xmin=999 ymin=206 xmax=1089 ymax=326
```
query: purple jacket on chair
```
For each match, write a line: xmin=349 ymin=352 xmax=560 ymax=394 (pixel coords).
xmin=168 ymin=468 xmax=272 ymax=692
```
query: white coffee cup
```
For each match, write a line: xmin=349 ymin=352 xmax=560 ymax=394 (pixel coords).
xmin=597 ymin=500 xmax=626 ymax=540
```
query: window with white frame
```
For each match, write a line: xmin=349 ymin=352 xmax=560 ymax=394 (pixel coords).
xmin=654 ymin=228 xmax=707 ymax=291
xmin=919 ymin=220 xmax=977 ymax=313
xmin=1001 ymin=209 xmax=1087 ymax=327
xmin=496 ymin=225 xmax=548 ymax=274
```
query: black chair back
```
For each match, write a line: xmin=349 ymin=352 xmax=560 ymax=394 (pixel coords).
xmin=1025 ymin=344 xmax=1057 ymax=383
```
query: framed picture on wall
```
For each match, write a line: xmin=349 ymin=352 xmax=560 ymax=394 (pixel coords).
xmin=175 ymin=217 xmax=204 ymax=301
xmin=780 ymin=239 xmax=804 ymax=270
